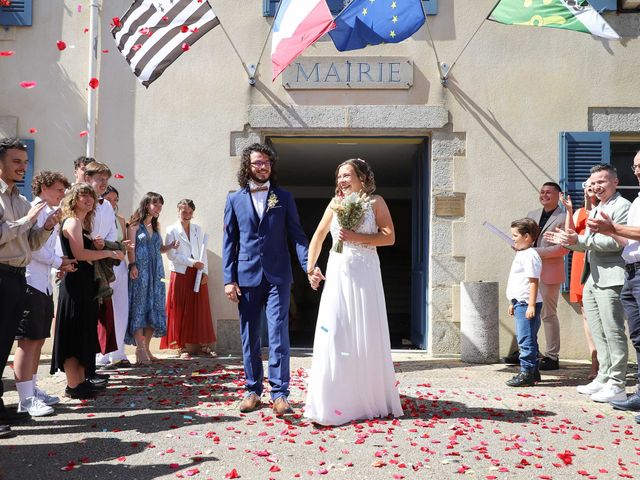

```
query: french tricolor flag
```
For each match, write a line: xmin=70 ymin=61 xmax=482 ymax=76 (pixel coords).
xmin=271 ymin=0 xmax=336 ymax=81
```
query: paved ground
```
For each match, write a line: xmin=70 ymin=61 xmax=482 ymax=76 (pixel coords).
xmin=1 ymin=353 xmax=639 ymax=480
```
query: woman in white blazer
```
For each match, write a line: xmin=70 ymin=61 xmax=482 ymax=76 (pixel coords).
xmin=160 ymin=199 xmax=216 ymax=358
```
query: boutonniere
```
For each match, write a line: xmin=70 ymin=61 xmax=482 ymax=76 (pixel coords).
xmin=267 ymin=192 xmax=280 ymax=211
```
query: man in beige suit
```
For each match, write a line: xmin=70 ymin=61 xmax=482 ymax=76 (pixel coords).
xmin=527 ymin=182 xmax=568 ymax=370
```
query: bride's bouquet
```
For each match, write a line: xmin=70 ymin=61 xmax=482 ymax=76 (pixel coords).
xmin=330 ymin=191 xmax=374 ymax=253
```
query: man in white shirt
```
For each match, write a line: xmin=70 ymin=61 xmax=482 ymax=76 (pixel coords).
xmin=13 ymin=172 xmax=74 ymax=417
xmin=84 ymin=162 xmax=119 ymax=380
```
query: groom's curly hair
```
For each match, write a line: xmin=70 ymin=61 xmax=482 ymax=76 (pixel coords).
xmin=334 ymin=158 xmax=376 ymax=196
xmin=237 ymin=143 xmax=278 ymax=189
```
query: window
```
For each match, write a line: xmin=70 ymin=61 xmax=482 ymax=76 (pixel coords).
xmin=263 ymin=0 xmax=438 ymax=17
xmin=0 ymin=0 xmax=32 ymax=27
xmin=612 ymin=140 xmax=640 ymax=202
xmin=15 ymin=139 xmax=34 ymax=201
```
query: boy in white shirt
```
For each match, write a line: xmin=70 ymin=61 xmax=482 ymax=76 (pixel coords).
xmin=506 ymin=218 xmax=544 ymax=387
xmin=14 ymin=171 xmax=74 ymax=416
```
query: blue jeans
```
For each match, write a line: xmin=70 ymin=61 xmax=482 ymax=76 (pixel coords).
xmin=512 ymin=300 xmax=542 ymax=372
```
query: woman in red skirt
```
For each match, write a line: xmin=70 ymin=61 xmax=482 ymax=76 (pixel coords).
xmin=161 ymin=199 xmax=216 ymax=358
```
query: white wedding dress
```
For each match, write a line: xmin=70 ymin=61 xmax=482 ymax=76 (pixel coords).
xmin=303 ymin=204 xmax=403 ymax=426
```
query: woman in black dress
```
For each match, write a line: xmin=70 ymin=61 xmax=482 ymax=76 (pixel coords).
xmin=50 ymin=184 xmax=125 ymax=399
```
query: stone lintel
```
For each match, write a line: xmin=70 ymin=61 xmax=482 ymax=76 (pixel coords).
xmin=248 ymin=104 xmax=448 ymax=130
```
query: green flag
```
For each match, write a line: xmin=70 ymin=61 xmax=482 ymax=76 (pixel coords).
xmin=488 ymin=0 xmax=619 ymax=40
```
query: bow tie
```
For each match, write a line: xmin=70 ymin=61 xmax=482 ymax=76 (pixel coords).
xmin=250 ymin=186 xmax=269 ymax=193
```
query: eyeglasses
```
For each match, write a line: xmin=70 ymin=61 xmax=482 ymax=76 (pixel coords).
xmin=632 ymin=164 xmax=640 ymax=172
xmin=250 ymin=161 xmax=272 ymax=169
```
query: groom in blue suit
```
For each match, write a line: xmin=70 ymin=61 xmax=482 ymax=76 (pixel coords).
xmin=223 ymin=143 xmax=319 ymax=414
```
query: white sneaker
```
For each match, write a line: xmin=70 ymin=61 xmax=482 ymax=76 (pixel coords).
xmin=577 ymin=379 xmax=606 ymax=395
xmin=18 ymin=396 xmax=54 ymax=417
xmin=34 ymin=387 xmax=60 ymax=406
xmin=590 ymin=384 xmax=627 ymax=403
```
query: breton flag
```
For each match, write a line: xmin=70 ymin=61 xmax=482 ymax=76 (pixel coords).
xmin=272 ymin=0 xmax=336 ymax=81
xmin=112 ymin=0 xmax=220 ymax=87
xmin=488 ymin=0 xmax=619 ymax=40
xmin=328 ymin=0 xmax=425 ymax=52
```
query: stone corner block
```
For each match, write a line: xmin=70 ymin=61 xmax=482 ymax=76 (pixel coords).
xmin=429 ymin=320 xmax=460 ymax=355
xmin=589 ymin=107 xmax=640 ymax=133
xmin=0 ymin=116 xmax=18 ymax=138
xmin=431 ymin=132 xmax=466 ymax=157
xmin=215 ymin=318 xmax=242 ymax=354
xmin=230 ymin=128 xmax=261 ymax=156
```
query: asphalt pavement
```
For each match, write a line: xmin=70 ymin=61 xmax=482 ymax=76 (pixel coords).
xmin=1 ymin=352 xmax=639 ymax=480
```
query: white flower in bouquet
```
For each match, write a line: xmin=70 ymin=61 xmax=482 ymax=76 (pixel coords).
xmin=330 ymin=191 xmax=374 ymax=253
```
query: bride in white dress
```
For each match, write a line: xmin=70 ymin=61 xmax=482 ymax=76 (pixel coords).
xmin=303 ymin=159 xmax=403 ymax=426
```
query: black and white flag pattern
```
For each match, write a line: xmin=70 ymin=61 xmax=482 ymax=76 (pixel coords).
xmin=112 ymin=0 xmax=219 ymax=87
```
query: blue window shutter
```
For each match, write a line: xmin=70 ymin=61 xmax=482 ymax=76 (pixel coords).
xmin=0 ymin=0 xmax=32 ymax=27
xmin=559 ymin=131 xmax=610 ymax=209
xmin=558 ymin=131 xmax=610 ymax=290
xmin=263 ymin=0 xmax=278 ymax=17
xmin=264 ymin=0 xmax=345 ymax=17
xmin=587 ymin=0 xmax=617 ymax=12
xmin=422 ymin=0 xmax=438 ymax=15
xmin=15 ymin=139 xmax=34 ymax=201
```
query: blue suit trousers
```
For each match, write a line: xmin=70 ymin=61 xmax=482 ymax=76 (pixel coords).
xmin=238 ymin=275 xmax=291 ymax=400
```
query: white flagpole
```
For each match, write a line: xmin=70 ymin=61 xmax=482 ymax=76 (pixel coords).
xmin=86 ymin=0 xmax=101 ymax=157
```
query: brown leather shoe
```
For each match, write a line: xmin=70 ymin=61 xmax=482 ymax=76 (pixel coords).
xmin=272 ymin=396 xmax=294 ymax=415
xmin=238 ymin=393 xmax=261 ymax=413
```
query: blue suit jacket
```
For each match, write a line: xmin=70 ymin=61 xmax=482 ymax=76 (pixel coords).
xmin=223 ymin=186 xmax=309 ymax=287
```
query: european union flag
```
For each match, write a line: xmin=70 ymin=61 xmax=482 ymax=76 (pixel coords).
xmin=329 ymin=0 xmax=426 ymax=52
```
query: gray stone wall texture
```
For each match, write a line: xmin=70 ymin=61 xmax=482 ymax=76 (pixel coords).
xmin=429 ymin=132 xmax=466 ymax=355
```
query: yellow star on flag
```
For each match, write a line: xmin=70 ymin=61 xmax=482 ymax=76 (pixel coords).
xmin=362 ymin=7 xmax=368 ymax=15
xmin=392 ymin=15 xmax=398 ymax=23
xmin=391 ymin=1 xmax=397 ymax=8
xmin=390 ymin=30 xmax=396 ymax=38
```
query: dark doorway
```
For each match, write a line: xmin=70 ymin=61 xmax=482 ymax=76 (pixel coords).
xmin=270 ymin=137 xmax=428 ymax=349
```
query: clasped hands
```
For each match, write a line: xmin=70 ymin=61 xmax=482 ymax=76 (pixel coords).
xmin=224 ymin=267 xmax=326 ymax=304
xmin=544 ymin=211 xmax=616 ymax=246
xmin=307 ymin=266 xmax=325 ymax=291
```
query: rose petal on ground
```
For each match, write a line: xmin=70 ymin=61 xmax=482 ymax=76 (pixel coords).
xmin=56 ymin=41 xmax=66 ymax=51
xmin=79 ymin=130 xmax=89 ymax=137
xmin=0 ymin=51 xmax=15 ymax=56
xmin=89 ymin=78 xmax=99 ymax=89
xmin=19 ymin=81 xmax=37 ymax=89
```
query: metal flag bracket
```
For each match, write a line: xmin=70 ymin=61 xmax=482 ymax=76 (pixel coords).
xmin=440 ymin=62 xmax=450 ymax=87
